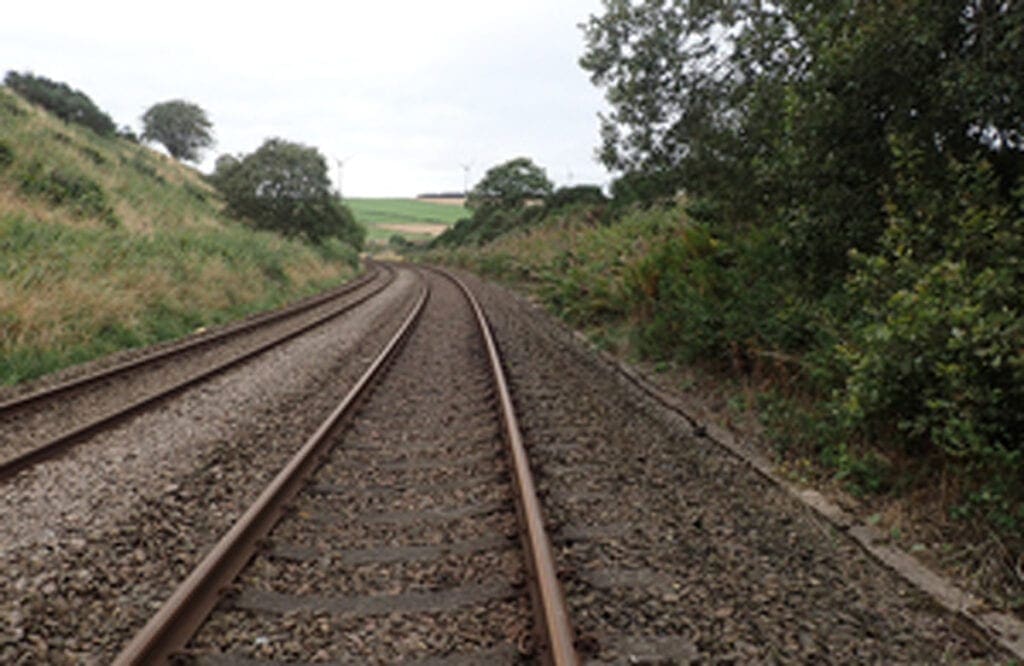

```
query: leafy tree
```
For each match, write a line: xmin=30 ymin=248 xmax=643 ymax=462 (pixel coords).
xmin=141 ymin=100 xmax=214 ymax=162
xmin=840 ymin=152 xmax=1024 ymax=480
xmin=609 ymin=171 xmax=679 ymax=210
xmin=212 ymin=138 xmax=364 ymax=248
xmin=116 ymin=125 xmax=139 ymax=143
xmin=577 ymin=0 xmax=1024 ymax=527
xmin=4 ymin=71 xmax=116 ymax=136
xmin=466 ymin=157 xmax=553 ymax=210
xmin=580 ymin=0 xmax=1024 ymax=283
xmin=208 ymin=153 xmax=241 ymax=188
xmin=546 ymin=185 xmax=607 ymax=212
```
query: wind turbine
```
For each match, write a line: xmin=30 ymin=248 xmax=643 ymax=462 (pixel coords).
xmin=334 ymin=155 xmax=354 ymax=199
xmin=459 ymin=161 xmax=474 ymax=197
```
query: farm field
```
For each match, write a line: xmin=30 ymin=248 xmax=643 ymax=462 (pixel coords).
xmin=346 ymin=198 xmax=468 ymax=242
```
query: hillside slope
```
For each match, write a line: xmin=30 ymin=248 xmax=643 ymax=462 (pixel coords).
xmin=0 ymin=86 xmax=356 ymax=385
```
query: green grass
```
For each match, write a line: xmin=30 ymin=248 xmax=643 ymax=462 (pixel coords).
xmin=0 ymin=85 xmax=357 ymax=386
xmin=346 ymin=198 xmax=468 ymax=225
xmin=346 ymin=198 xmax=468 ymax=242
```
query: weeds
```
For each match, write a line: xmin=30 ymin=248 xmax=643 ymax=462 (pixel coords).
xmin=429 ymin=192 xmax=1024 ymax=543
xmin=16 ymin=161 xmax=117 ymax=224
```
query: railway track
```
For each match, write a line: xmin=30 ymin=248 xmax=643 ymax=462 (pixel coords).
xmin=2 ymin=262 xmax=1005 ymax=663
xmin=114 ymin=268 xmax=579 ymax=664
xmin=0 ymin=263 xmax=395 ymax=481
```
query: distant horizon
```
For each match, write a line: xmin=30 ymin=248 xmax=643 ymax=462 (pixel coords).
xmin=2 ymin=1 xmax=612 ymax=198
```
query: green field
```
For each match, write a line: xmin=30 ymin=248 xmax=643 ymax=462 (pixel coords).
xmin=346 ymin=198 xmax=468 ymax=242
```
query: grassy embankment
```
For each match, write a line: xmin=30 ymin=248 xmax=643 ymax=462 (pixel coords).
xmin=0 ymin=87 xmax=357 ymax=386
xmin=347 ymin=198 xmax=467 ymax=244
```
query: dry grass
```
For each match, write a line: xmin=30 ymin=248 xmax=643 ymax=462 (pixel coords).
xmin=0 ymin=85 xmax=358 ymax=385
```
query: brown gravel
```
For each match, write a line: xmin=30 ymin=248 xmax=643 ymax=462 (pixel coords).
xmin=458 ymin=269 xmax=1008 ymax=664
xmin=185 ymin=270 xmax=533 ymax=664
xmin=0 ymin=267 xmax=392 ymax=467
xmin=0 ymin=268 xmax=420 ymax=664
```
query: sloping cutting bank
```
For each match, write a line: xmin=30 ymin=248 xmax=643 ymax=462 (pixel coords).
xmin=0 ymin=86 xmax=357 ymax=386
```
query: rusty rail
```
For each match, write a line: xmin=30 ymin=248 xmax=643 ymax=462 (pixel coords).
xmin=0 ymin=265 xmax=396 ymax=481
xmin=114 ymin=266 xmax=578 ymax=664
xmin=0 ymin=264 xmax=382 ymax=415
xmin=113 ymin=278 xmax=430 ymax=665
xmin=439 ymin=267 xmax=580 ymax=666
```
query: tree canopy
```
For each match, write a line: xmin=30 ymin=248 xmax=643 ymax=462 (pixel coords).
xmin=211 ymin=138 xmax=364 ymax=248
xmin=4 ymin=71 xmax=116 ymax=136
xmin=572 ymin=1 xmax=1024 ymax=523
xmin=141 ymin=100 xmax=214 ymax=163
xmin=466 ymin=157 xmax=554 ymax=210
xmin=581 ymin=0 xmax=1024 ymax=282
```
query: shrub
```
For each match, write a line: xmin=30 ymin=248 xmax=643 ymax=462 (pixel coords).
xmin=0 ymin=141 xmax=13 ymax=169
xmin=116 ymin=125 xmax=139 ymax=143
xmin=4 ymin=71 xmax=116 ymax=136
xmin=840 ymin=157 xmax=1024 ymax=463
xmin=546 ymin=185 xmax=607 ymax=211
xmin=78 ymin=145 xmax=106 ymax=166
xmin=125 ymin=155 xmax=166 ymax=184
xmin=0 ymin=89 xmax=26 ymax=117
xmin=17 ymin=161 xmax=118 ymax=223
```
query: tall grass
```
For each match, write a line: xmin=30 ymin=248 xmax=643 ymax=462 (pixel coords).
xmin=0 ymin=87 xmax=356 ymax=386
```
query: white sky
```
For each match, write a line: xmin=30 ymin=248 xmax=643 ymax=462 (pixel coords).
xmin=1 ymin=1 xmax=612 ymax=197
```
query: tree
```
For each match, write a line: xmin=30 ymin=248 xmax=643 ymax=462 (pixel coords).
xmin=212 ymin=138 xmax=364 ymax=248
xmin=546 ymin=184 xmax=608 ymax=212
xmin=4 ymin=71 xmax=116 ymax=136
xmin=466 ymin=157 xmax=553 ymax=210
xmin=141 ymin=100 xmax=214 ymax=162
xmin=580 ymin=0 xmax=1024 ymax=284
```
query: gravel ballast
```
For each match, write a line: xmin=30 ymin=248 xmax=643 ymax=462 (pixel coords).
xmin=3 ymin=262 xmax=1009 ymax=664
xmin=0 ymin=268 xmax=393 ymax=467
xmin=461 ymin=269 xmax=1005 ymax=664
xmin=0 ymin=268 xmax=420 ymax=664
xmin=185 ymin=270 xmax=533 ymax=664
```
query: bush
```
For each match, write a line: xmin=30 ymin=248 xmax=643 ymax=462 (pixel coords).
xmin=546 ymin=185 xmax=608 ymax=211
xmin=17 ymin=161 xmax=118 ymax=224
xmin=610 ymin=170 xmax=679 ymax=209
xmin=0 ymin=141 xmax=13 ymax=170
xmin=431 ymin=204 xmax=551 ymax=248
xmin=4 ymin=71 xmax=116 ymax=136
xmin=840 ymin=157 xmax=1024 ymax=462
xmin=0 ymin=89 xmax=26 ymax=117
xmin=116 ymin=125 xmax=139 ymax=143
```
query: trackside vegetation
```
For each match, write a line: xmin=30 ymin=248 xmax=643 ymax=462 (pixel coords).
xmin=427 ymin=1 xmax=1024 ymax=604
xmin=0 ymin=85 xmax=358 ymax=386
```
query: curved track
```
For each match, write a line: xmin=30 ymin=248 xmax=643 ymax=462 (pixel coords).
xmin=0 ymin=264 xmax=395 ymax=481
xmin=114 ymin=267 xmax=579 ymax=665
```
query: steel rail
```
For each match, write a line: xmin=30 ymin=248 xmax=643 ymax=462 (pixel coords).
xmin=113 ymin=277 xmax=430 ymax=665
xmin=439 ymin=267 xmax=581 ymax=666
xmin=0 ymin=263 xmax=383 ymax=415
xmin=0 ymin=265 xmax=397 ymax=482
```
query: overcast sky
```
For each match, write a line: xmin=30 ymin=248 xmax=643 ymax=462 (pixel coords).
xmin=1 ymin=1 xmax=613 ymax=197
